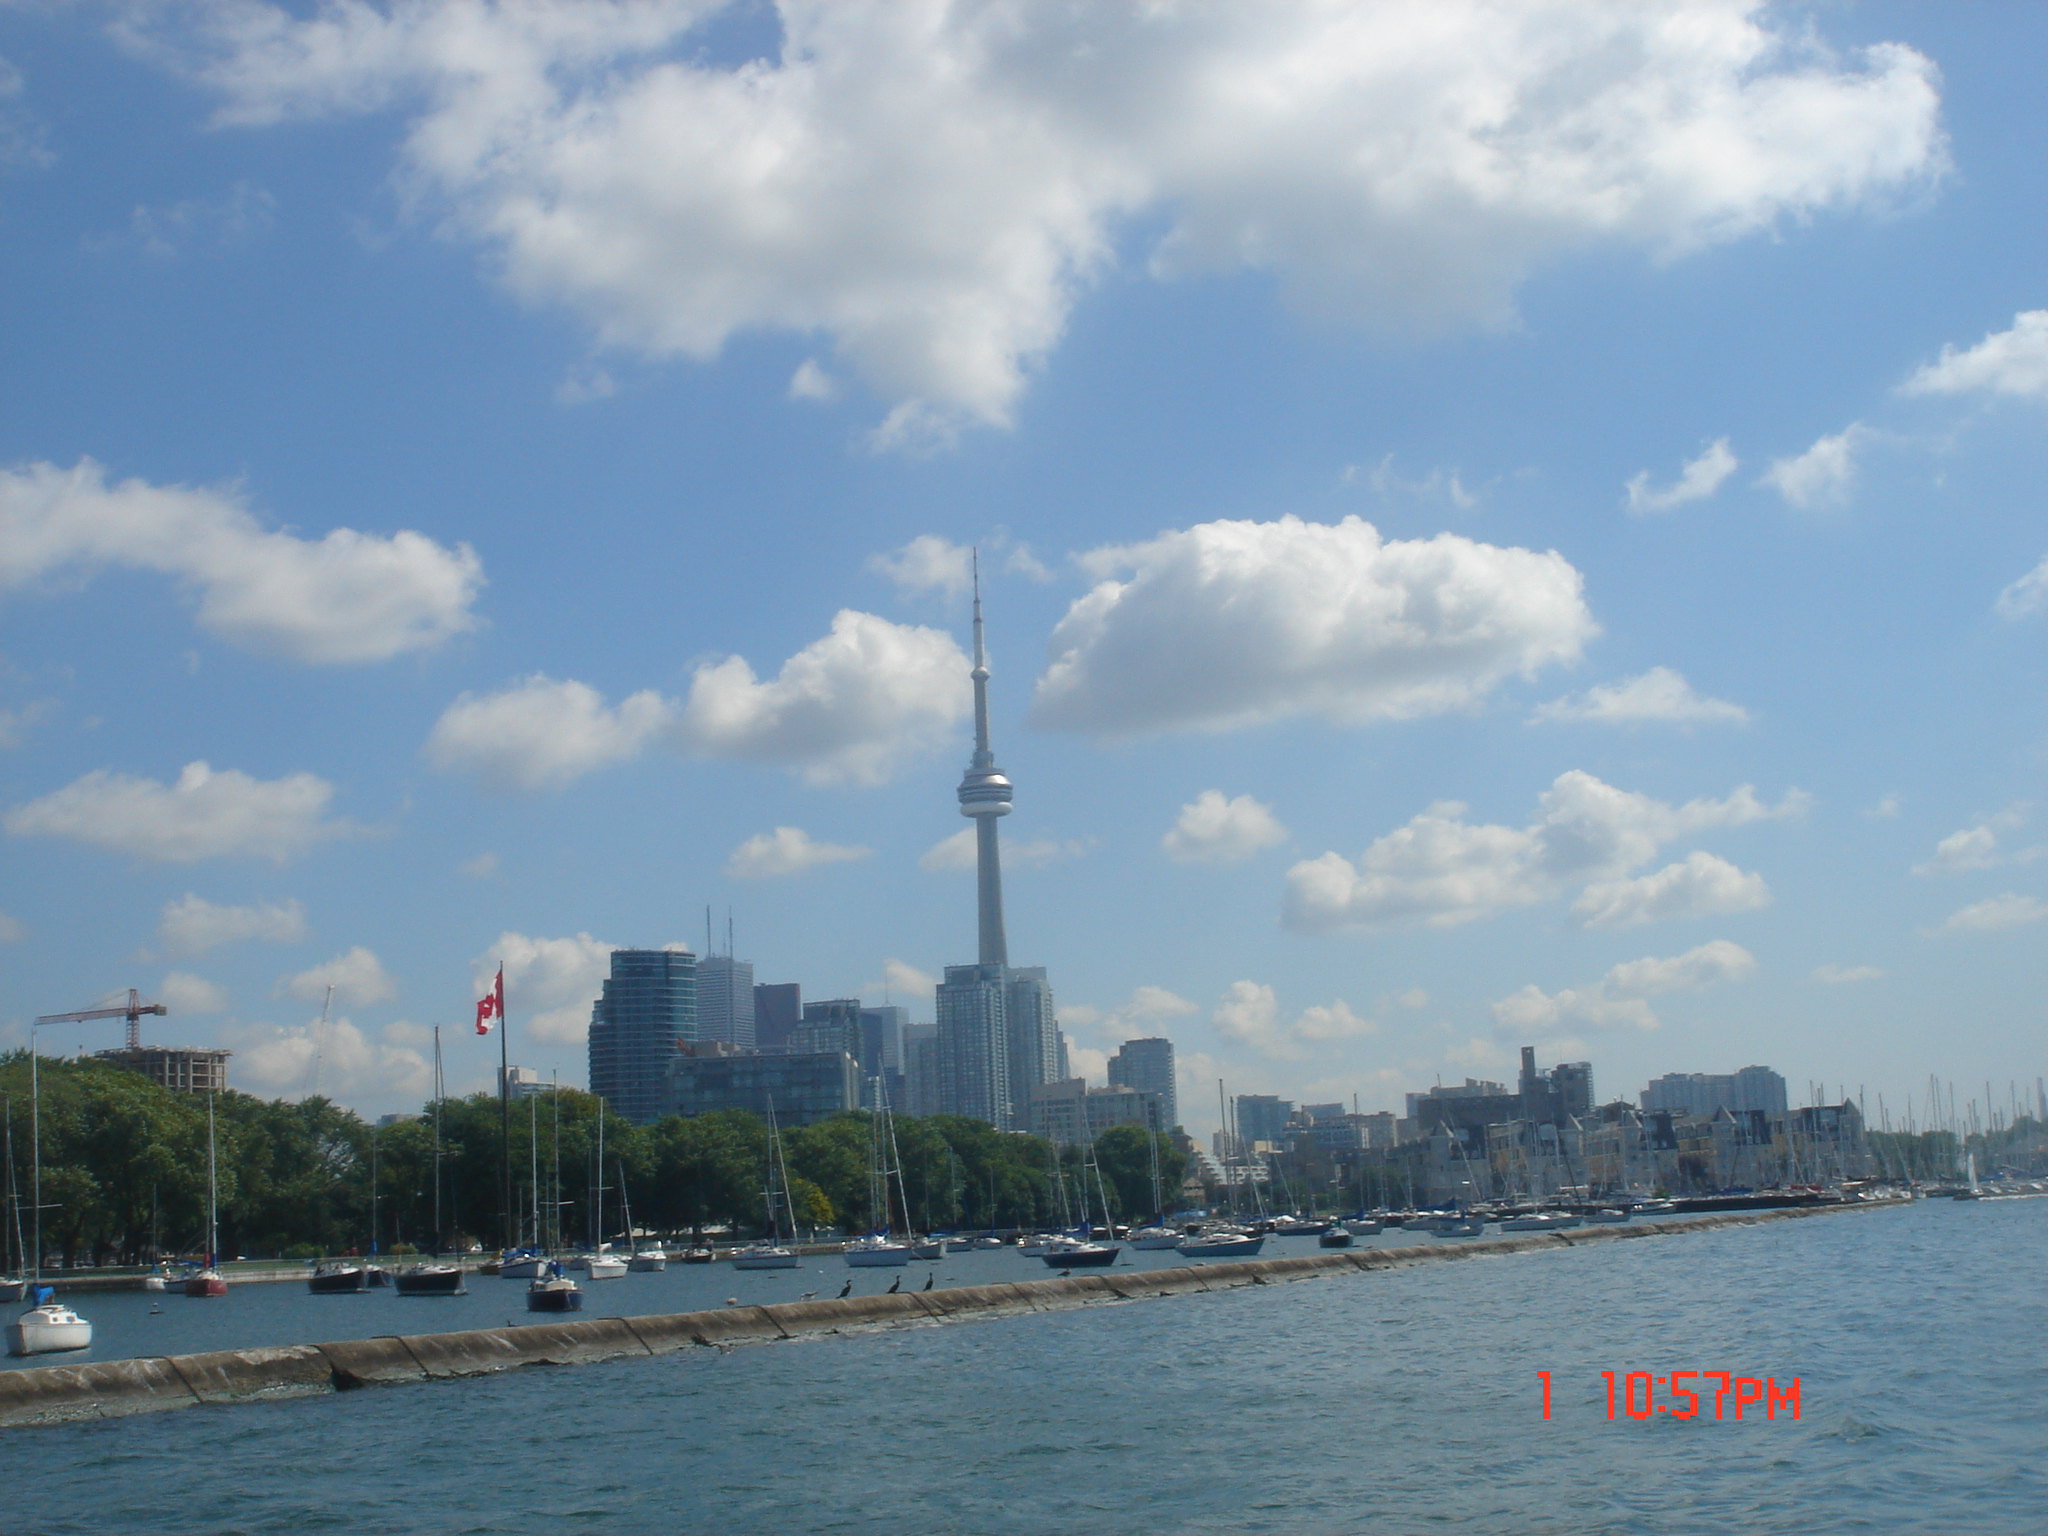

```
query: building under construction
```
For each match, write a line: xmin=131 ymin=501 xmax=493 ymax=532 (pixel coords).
xmin=93 ymin=1045 xmax=230 ymax=1094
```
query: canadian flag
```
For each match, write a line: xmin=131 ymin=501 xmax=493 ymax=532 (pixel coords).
xmin=476 ymin=966 xmax=504 ymax=1036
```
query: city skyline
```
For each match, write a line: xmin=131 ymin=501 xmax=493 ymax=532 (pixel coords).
xmin=1 ymin=4 xmax=2042 ymax=1134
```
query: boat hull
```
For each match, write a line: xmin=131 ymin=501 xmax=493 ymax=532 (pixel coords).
xmin=184 ymin=1271 xmax=228 ymax=1297
xmin=731 ymin=1248 xmax=799 ymax=1270
xmin=1317 ymin=1229 xmax=1355 ymax=1248
xmin=1177 ymin=1235 xmax=1265 ymax=1258
xmin=584 ymin=1258 xmax=627 ymax=1280
xmin=1042 ymin=1244 xmax=1119 ymax=1267
xmin=309 ymin=1266 xmax=369 ymax=1293
xmin=526 ymin=1281 xmax=583 ymax=1312
xmin=497 ymin=1257 xmax=549 ymax=1279
xmin=7 ymin=1306 xmax=92 ymax=1356
xmin=678 ymin=1248 xmax=716 ymax=1265
xmin=627 ymin=1253 xmax=667 ymax=1272
xmin=843 ymin=1244 xmax=911 ymax=1267
xmin=0 ymin=1278 xmax=25 ymax=1302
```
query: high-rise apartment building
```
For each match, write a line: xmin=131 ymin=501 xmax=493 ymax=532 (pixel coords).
xmin=936 ymin=964 xmax=1009 ymax=1127
xmin=1641 ymin=1066 xmax=1788 ymax=1118
xmin=794 ymin=999 xmax=863 ymax=1066
xmin=1107 ymin=1037 xmax=1179 ymax=1129
xmin=588 ymin=948 xmax=696 ymax=1124
xmin=1235 ymin=1094 xmax=1293 ymax=1148
xmin=696 ymin=954 xmax=756 ymax=1050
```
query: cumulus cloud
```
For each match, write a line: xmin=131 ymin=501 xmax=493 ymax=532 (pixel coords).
xmin=1213 ymin=980 xmax=1379 ymax=1060
xmin=1624 ymin=438 xmax=1738 ymax=513
xmin=868 ymin=536 xmax=973 ymax=601
xmin=159 ymin=971 xmax=229 ymax=1015
xmin=1286 ymin=769 xmax=1801 ymax=932
xmin=475 ymin=931 xmax=616 ymax=1045
xmin=1902 ymin=310 xmax=2048 ymax=400
xmin=1930 ymin=893 xmax=2048 ymax=934
xmin=871 ymin=958 xmax=937 ymax=1007
xmin=918 ymin=826 xmax=1089 ymax=873
xmin=282 ymin=945 xmax=398 ymax=1007
xmin=1032 ymin=516 xmax=1594 ymax=736
xmin=136 ymin=3 xmax=1943 ymax=437
xmin=1995 ymin=556 xmax=2048 ymax=621
xmin=0 ymin=911 xmax=22 ymax=943
xmin=158 ymin=893 xmax=308 ymax=954
xmin=680 ymin=610 xmax=969 ymax=784
xmin=426 ymin=675 xmax=676 ymax=790
xmin=232 ymin=1015 xmax=431 ymax=1101
xmin=5 ymin=761 xmax=354 ymax=863
xmin=1491 ymin=940 xmax=1756 ymax=1033
xmin=1812 ymin=963 xmax=1883 ymax=985
xmin=789 ymin=358 xmax=839 ymax=402
xmin=91 ymin=180 xmax=277 ymax=258
xmin=1914 ymin=808 xmax=2039 ymax=876
xmin=1569 ymin=851 xmax=1771 ymax=929
xmin=1760 ymin=424 xmax=1870 ymax=508
xmin=1532 ymin=667 xmax=1748 ymax=726
xmin=1163 ymin=790 xmax=1288 ymax=865
xmin=726 ymin=826 xmax=870 ymax=879
xmin=0 ymin=458 xmax=482 ymax=662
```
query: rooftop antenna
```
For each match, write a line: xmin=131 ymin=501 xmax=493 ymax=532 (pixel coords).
xmin=706 ymin=904 xmax=713 ymax=958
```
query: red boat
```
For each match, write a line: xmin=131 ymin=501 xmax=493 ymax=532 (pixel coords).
xmin=184 ymin=1267 xmax=228 ymax=1298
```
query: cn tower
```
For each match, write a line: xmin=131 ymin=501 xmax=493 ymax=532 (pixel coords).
xmin=955 ymin=552 xmax=1013 ymax=969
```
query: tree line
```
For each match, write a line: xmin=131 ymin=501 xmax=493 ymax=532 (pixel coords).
xmin=0 ymin=1053 xmax=1189 ymax=1267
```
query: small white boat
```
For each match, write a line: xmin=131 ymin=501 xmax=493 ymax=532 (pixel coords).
xmin=843 ymin=1234 xmax=912 ymax=1267
xmin=498 ymin=1253 xmax=550 ymax=1279
xmin=1016 ymin=1234 xmax=1060 ymax=1257
xmin=1343 ymin=1218 xmax=1383 ymax=1236
xmin=139 ymin=1267 xmax=175 ymax=1293
xmin=7 ymin=1298 xmax=92 ymax=1356
xmin=1130 ymin=1226 xmax=1183 ymax=1250
xmin=1584 ymin=1209 xmax=1631 ymax=1224
xmin=1177 ymin=1229 xmax=1265 ymax=1258
xmin=909 ymin=1239 xmax=943 ymax=1260
xmin=971 ymin=1235 xmax=1003 ymax=1250
xmin=628 ymin=1248 xmax=668 ymax=1272
xmin=731 ymin=1242 xmax=800 ymax=1270
xmin=584 ymin=1254 xmax=628 ymax=1280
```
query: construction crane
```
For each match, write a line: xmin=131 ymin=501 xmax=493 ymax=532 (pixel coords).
xmin=34 ymin=989 xmax=169 ymax=1050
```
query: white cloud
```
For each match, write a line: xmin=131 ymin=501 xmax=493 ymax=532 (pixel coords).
xmin=1213 ymin=980 xmax=1379 ymax=1061
xmin=1286 ymin=769 xmax=1803 ymax=932
xmin=426 ymin=675 xmax=676 ymax=791
xmin=1930 ymin=893 xmax=2048 ymax=934
xmin=159 ymin=971 xmax=229 ymax=1015
xmin=680 ymin=610 xmax=970 ymax=785
xmin=1569 ymin=851 xmax=1771 ymax=929
xmin=726 ymin=826 xmax=871 ymax=879
xmin=872 ymin=958 xmax=936 ymax=1007
xmin=0 ymin=458 xmax=482 ymax=663
xmin=1812 ymin=963 xmax=1884 ymax=985
xmin=1624 ymin=438 xmax=1738 ymax=513
xmin=1914 ymin=808 xmax=2039 ymax=876
xmin=231 ymin=1015 xmax=431 ymax=1102
xmin=142 ymin=4 xmax=1942 ymax=437
xmin=919 ymin=825 xmax=1088 ymax=873
xmin=1995 ymin=555 xmax=2048 ymax=620
xmin=1032 ymin=516 xmax=1594 ymax=736
xmin=1532 ymin=667 xmax=1748 ymax=727
xmin=1867 ymin=793 xmax=1902 ymax=819
xmin=1902 ymin=310 xmax=2048 ymax=400
xmin=92 ymin=180 xmax=277 ymax=258
xmin=0 ymin=699 xmax=52 ymax=750
xmin=158 ymin=893 xmax=308 ymax=954
xmin=1163 ymin=790 xmax=1288 ymax=865
xmin=0 ymin=911 xmax=22 ymax=943
xmin=1062 ymin=984 xmax=1200 ymax=1046
xmin=1760 ymin=424 xmax=1870 ymax=509
xmin=282 ymin=945 xmax=398 ymax=1007
xmin=553 ymin=364 xmax=616 ymax=405
xmin=475 ymin=931 xmax=616 ymax=1046
xmin=868 ymin=536 xmax=973 ymax=600
xmin=460 ymin=851 xmax=499 ymax=879
xmin=1354 ymin=455 xmax=1481 ymax=510
xmin=1003 ymin=544 xmax=1051 ymax=583
xmin=5 ymin=761 xmax=354 ymax=863
xmin=789 ymin=358 xmax=839 ymax=402
xmin=1491 ymin=940 xmax=1756 ymax=1033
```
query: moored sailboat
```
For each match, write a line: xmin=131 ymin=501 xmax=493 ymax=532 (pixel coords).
xmin=733 ymin=1101 xmax=801 ymax=1270
xmin=7 ymin=1038 xmax=91 ymax=1354
xmin=184 ymin=1092 xmax=228 ymax=1297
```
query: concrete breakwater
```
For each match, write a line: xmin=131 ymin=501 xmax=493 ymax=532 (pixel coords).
xmin=0 ymin=1203 xmax=1896 ymax=1429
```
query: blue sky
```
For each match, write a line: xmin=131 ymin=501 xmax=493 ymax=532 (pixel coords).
xmin=1 ymin=1 xmax=2041 ymax=1132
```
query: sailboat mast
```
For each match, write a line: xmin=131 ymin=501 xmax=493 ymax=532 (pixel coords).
xmin=430 ymin=1025 xmax=443 ymax=1253
xmin=29 ymin=1040 xmax=40 ymax=1285
xmin=206 ymin=1091 xmax=219 ymax=1267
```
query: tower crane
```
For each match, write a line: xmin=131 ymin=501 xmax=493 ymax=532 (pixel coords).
xmin=33 ymin=989 xmax=169 ymax=1050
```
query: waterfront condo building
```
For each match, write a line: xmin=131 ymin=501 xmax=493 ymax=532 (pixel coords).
xmin=1107 ymin=1037 xmax=1179 ymax=1130
xmin=665 ymin=1040 xmax=859 ymax=1127
xmin=588 ymin=947 xmax=697 ymax=1124
xmin=696 ymin=954 xmax=756 ymax=1050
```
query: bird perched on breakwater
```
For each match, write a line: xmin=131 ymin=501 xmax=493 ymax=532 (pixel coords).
xmin=800 ymin=1291 xmax=817 ymax=1301
xmin=726 ymin=1297 xmax=738 ymax=1306
xmin=838 ymin=1278 xmax=853 ymax=1298
xmin=887 ymin=1275 xmax=901 ymax=1293
xmin=922 ymin=1272 xmax=935 ymax=1291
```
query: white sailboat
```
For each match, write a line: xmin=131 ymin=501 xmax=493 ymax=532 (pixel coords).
xmin=184 ymin=1093 xmax=229 ymax=1297
xmin=733 ymin=1101 xmax=801 ymax=1270
xmin=843 ymin=1086 xmax=912 ymax=1267
xmin=1 ymin=1096 xmax=26 ymax=1302
xmin=7 ymin=1038 xmax=92 ymax=1355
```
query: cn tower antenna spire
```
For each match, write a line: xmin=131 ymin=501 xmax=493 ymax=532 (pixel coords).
xmin=956 ymin=547 xmax=1012 ymax=969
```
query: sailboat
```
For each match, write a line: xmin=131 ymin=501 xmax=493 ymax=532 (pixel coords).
xmin=577 ymin=1108 xmax=626 ymax=1279
xmin=1130 ymin=1128 xmax=1182 ymax=1249
xmin=184 ymin=1092 xmax=229 ymax=1297
xmin=733 ymin=1100 xmax=801 ymax=1270
xmin=1041 ymin=1137 xmax=1121 ymax=1268
xmin=843 ymin=1087 xmax=912 ymax=1267
xmin=6 ymin=1047 xmax=93 ymax=1355
xmin=395 ymin=1027 xmax=465 ymax=1295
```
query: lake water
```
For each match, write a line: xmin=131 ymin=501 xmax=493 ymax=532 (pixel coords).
xmin=11 ymin=1199 xmax=2043 ymax=1535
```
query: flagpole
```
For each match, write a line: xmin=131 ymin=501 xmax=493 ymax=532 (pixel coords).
xmin=497 ymin=967 xmax=511 ymax=1254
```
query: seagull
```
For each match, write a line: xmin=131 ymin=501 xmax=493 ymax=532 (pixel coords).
xmin=922 ymin=1272 xmax=935 ymax=1291
xmin=1059 ymin=1269 xmax=1072 ymax=1277
xmin=800 ymin=1291 xmax=817 ymax=1301
xmin=726 ymin=1297 xmax=739 ymax=1306
xmin=887 ymin=1275 xmax=902 ymax=1293
xmin=838 ymin=1278 xmax=854 ymax=1298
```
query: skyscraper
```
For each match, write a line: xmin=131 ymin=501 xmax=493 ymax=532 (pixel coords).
xmin=697 ymin=953 xmax=756 ymax=1050
xmin=935 ymin=558 xmax=1066 ymax=1128
xmin=589 ymin=947 xmax=697 ymax=1124
xmin=1108 ymin=1036 xmax=1179 ymax=1129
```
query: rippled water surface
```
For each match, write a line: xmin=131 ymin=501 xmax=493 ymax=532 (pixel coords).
xmin=14 ymin=1200 xmax=2044 ymax=1536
